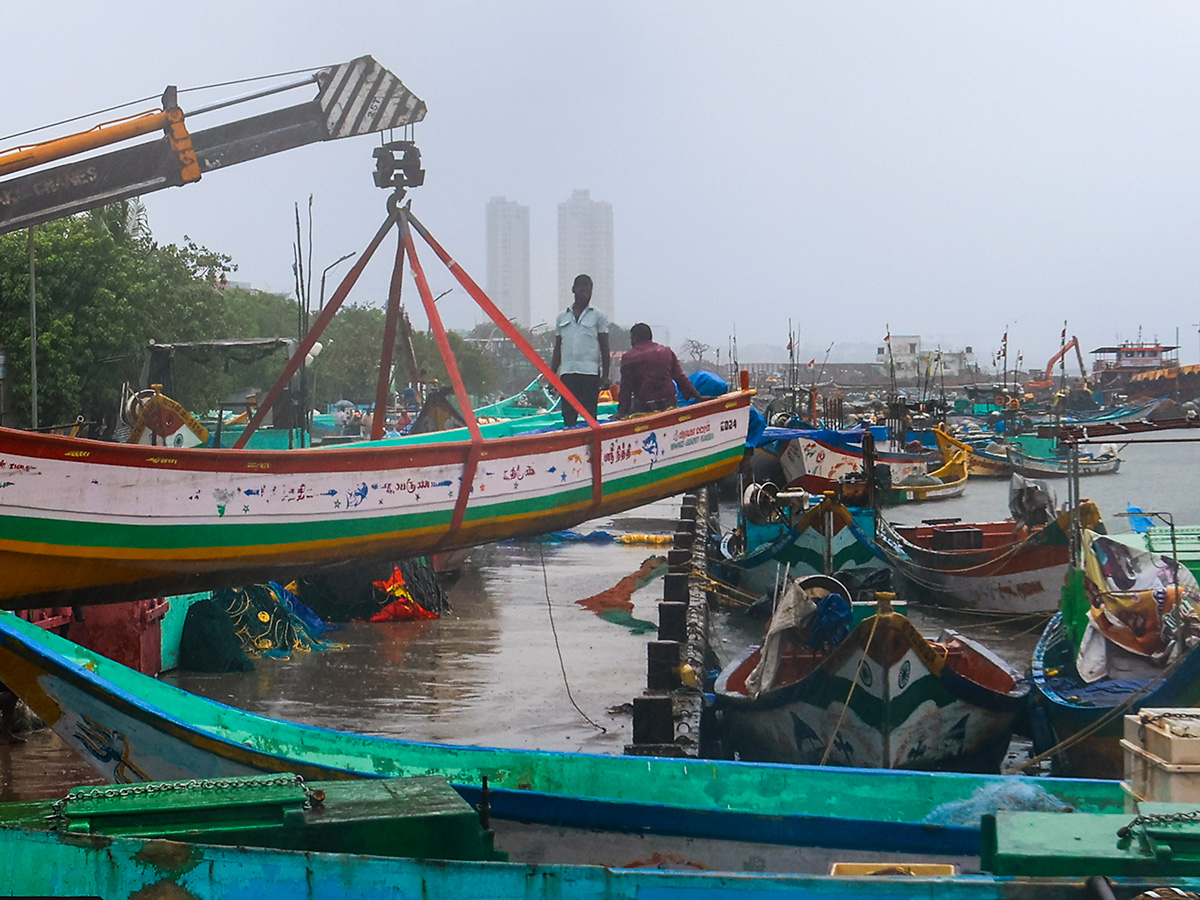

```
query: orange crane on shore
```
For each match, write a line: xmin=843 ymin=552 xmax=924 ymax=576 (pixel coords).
xmin=1026 ymin=335 xmax=1087 ymax=394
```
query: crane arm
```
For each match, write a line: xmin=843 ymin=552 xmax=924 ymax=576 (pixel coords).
xmin=1040 ymin=336 xmax=1087 ymax=380
xmin=0 ymin=56 xmax=425 ymax=236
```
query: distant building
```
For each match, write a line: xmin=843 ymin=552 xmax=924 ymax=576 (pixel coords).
xmin=877 ymin=336 xmax=975 ymax=379
xmin=557 ymin=189 xmax=614 ymax=320
xmin=486 ymin=197 xmax=531 ymax=327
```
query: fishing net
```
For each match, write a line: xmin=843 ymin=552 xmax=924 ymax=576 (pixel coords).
xmin=178 ymin=582 xmax=339 ymax=672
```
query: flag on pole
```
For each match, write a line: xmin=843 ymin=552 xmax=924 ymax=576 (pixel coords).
xmin=807 ymin=359 xmax=815 ymax=368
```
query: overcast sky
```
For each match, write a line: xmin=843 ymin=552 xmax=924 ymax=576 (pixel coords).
xmin=7 ymin=2 xmax=1200 ymax=367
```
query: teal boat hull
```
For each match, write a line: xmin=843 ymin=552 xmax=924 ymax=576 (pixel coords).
xmin=0 ymin=611 xmax=1125 ymax=857
xmin=2 ymin=824 xmax=1198 ymax=900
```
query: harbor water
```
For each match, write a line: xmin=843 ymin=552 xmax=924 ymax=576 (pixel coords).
xmin=2 ymin=438 xmax=1197 ymax=807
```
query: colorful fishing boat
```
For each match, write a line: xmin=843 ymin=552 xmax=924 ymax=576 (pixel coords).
xmin=714 ymin=577 xmax=1028 ymax=771
xmin=884 ymin=445 xmax=968 ymax=504
xmin=0 ymin=390 xmax=749 ymax=609
xmin=0 ymin=610 xmax=1124 ymax=856
xmin=1007 ymin=444 xmax=1121 ymax=478
xmin=874 ymin=500 xmax=1103 ymax=615
xmin=5 ymin=821 xmax=1197 ymax=900
xmin=937 ymin=429 xmax=1014 ymax=478
xmin=1031 ymin=531 xmax=1200 ymax=778
xmin=717 ymin=493 xmax=887 ymax=599
xmin=941 ymin=429 xmax=1117 ymax=481
xmin=772 ymin=429 xmax=937 ymax=498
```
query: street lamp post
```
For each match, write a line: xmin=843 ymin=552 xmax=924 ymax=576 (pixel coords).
xmin=297 ymin=252 xmax=357 ymax=446
xmin=319 ymin=252 xmax=357 ymax=313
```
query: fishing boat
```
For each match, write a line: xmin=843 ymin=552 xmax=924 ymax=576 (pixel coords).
xmin=717 ymin=493 xmax=888 ymax=599
xmin=1007 ymin=444 xmax=1121 ymax=478
xmin=883 ymin=445 xmax=968 ymax=504
xmin=874 ymin=499 xmax=1103 ymax=615
xmin=0 ymin=610 xmax=1123 ymax=856
xmin=772 ymin=428 xmax=938 ymax=498
xmin=4 ymin=821 xmax=1196 ymax=900
xmin=1031 ymin=530 xmax=1200 ymax=778
xmin=714 ymin=576 xmax=1028 ymax=771
xmin=0 ymin=390 xmax=750 ymax=609
xmin=942 ymin=429 xmax=1121 ymax=481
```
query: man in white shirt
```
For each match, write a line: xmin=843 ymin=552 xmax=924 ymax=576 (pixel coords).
xmin=551 ymin=274 xmax=610 ymax=427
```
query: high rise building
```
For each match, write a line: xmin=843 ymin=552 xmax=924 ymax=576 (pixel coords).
xmin=485 ymin=196 xmax=530 ymax=327
xmin=557 ymin=189 xmax=614 ymax=320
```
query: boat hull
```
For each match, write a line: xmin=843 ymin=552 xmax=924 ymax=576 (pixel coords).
xmin=0 ymin=394 xmax=750 ymax=608
xmin=1007 ymin=448 xmax=1121 ymax=478
xmin=715 ymin=615 xmax=1026 ymax=770
xmin=4 ymin=825 xmax=1198 ymax=900
xmin=875 ymin=504 xmax=1099 ymax=615
xmin=1032 ymin=612 xmax=1200 ymax=778
xmin=719 ymin=503 xmax=886 ymax=597
xmin=0 ymin=610 xmax=1123 ymax=856
xmin=777 ymin=433 xmax=932 ymax=498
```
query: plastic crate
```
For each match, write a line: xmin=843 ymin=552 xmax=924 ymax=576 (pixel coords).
xmin=1124 ymin=709 xmax=1200 ymax=764
xmin=829 ymin=862 xmax=957 ymax=876
xmin=1121 ymin=738 xmax=1200 ymax=805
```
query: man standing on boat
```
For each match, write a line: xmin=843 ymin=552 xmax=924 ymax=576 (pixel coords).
xmin=617 ymin=323 xmax=701 ymax=417
xmin=551 ymin=274 xmax=610 ymax=427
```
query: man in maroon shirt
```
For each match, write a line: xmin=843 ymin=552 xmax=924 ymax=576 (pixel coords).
xmin=617 ymin=323 xmax=702 ymax=417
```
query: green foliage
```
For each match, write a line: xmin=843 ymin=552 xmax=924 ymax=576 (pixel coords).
xmin=317 ymin=307 xmax=495 ymax=405
xmin=0 ymin=213 xmax=232 ymax=431
xmin=0 ymin=205 xmax=497 ymax=429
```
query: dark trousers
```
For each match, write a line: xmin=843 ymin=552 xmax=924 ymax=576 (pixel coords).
xmin=559 ymin=373 xmax=601 ymax=427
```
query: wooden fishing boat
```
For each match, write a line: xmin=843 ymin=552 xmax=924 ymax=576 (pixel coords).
xmin=717 ymin=494 xmax=887 ymax=598
xmin=1031 ymin=531 xmax=1200 ymax=778
xmin=937 ymin=429 xmax=1014 ymax=478
xmin=884 ymin=445 xmax=968 ymax=504
xmin=1007 ymin=444 xmax=1121 ymax=478
xmin=4 ymin=822 xmax=1196 ymax=900
xmin=0 ymin=610 xmax=1123 ymax=856
xmin=774 ymin=429 xmax=937 ymax=498
xmin=714 ymin=577 xmax=1028 ymax=771
xmin=0 ymin=390 xmax=749 ymax=609
xmin=873 ymin=501 xmax=1103 ymax=615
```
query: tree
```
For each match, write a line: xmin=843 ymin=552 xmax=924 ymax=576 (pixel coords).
xmin=0 ymin=215 xmax=232 ymax=431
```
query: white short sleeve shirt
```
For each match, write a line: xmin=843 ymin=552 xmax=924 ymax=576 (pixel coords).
xmin=555 ymin=306 xmax=609 ymax=375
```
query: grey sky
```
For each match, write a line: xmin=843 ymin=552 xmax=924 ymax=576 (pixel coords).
xmin=7 ymin=2 xmax=1200 ymax=368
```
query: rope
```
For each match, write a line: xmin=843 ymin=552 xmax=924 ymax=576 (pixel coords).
xmin=820 ymin=614 xmax=881 ymax=766
xmin=537 ymin=544 xmax=605 ymax=733
xmin=693 ymin=570 xmax=764 ymax=608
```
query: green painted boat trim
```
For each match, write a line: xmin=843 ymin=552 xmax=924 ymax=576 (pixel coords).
xmin=1 ymin=446 xmax=741 ymax=554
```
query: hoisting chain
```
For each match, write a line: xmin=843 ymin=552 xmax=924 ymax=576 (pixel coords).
xmin=48 ymin=774 xmax=317 ymax=830
xmin=1118 ymin=808 xmax=1200 ymax=839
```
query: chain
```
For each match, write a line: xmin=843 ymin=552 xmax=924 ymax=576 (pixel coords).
xmin=48 ymin=774 xmax=315 ymax=831
xmin=1118 ymin=808 xmax=1200 ymax=839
